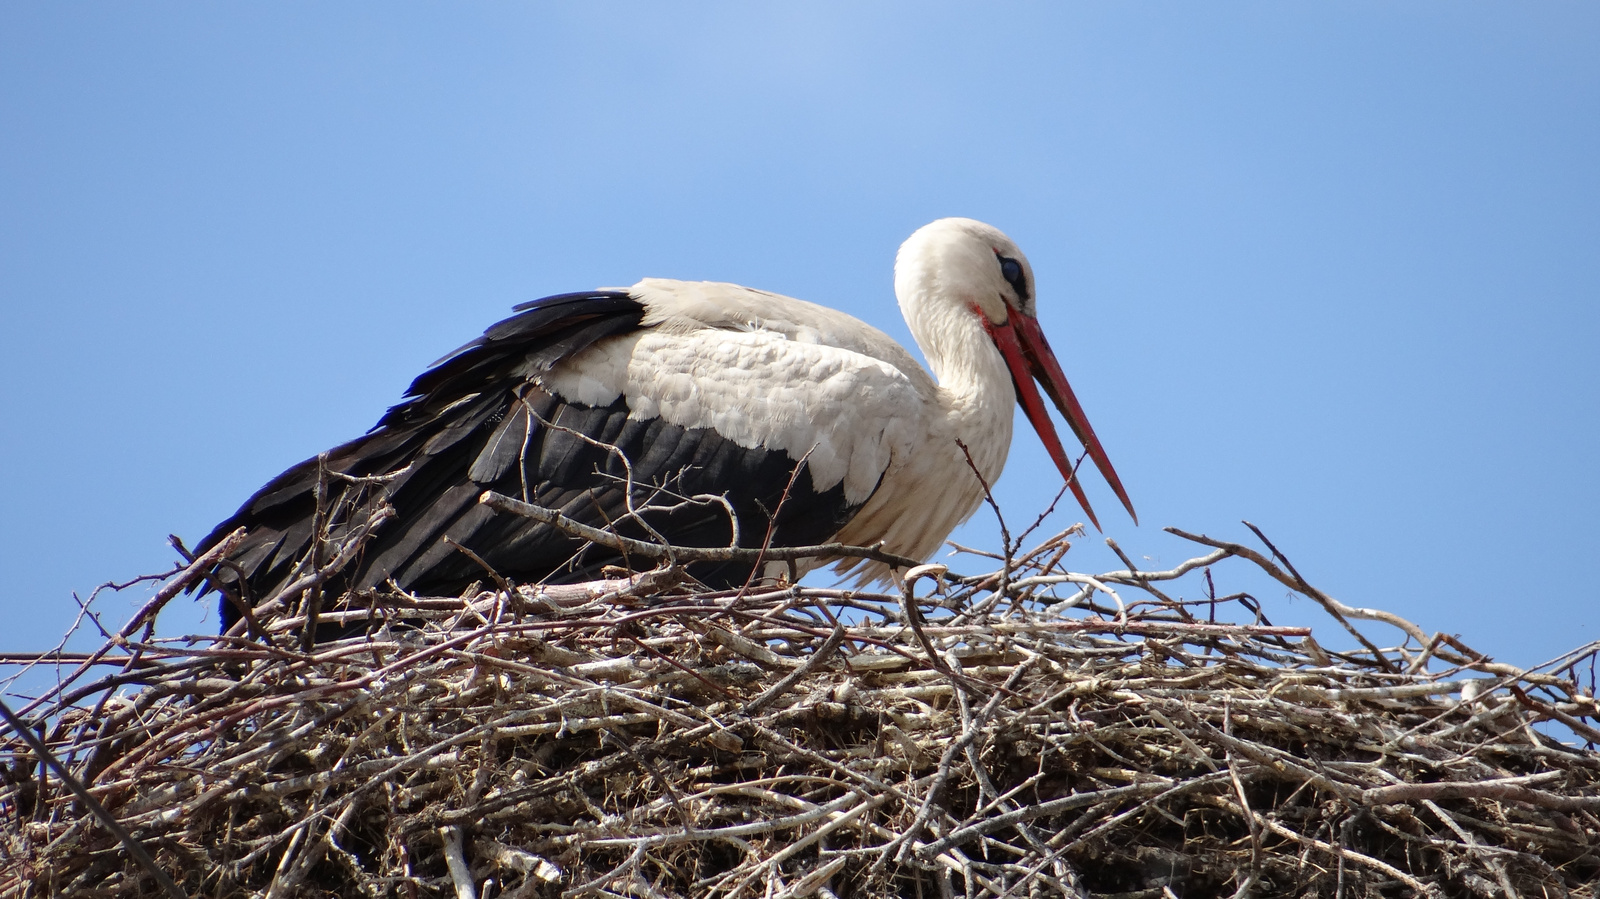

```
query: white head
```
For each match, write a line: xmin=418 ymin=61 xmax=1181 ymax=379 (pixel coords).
xmin=895 ymin=217 xmax=1037 ymax=329
xmin=894 ymin=217 xmax=1136 ymax=529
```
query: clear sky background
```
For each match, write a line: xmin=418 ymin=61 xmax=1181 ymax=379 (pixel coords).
xmin=3 ymin=5 xmax=1597 ymax=678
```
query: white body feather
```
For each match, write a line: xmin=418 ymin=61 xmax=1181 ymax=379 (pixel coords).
xmin=538 ymin=270 xmax=1018 ymax=582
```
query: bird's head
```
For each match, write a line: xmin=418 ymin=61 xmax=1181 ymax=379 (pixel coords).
xmin=896 ymin=217 xmax=1137 ymax=530
xmin=895 ymin=217 xmax=1036 ymax=324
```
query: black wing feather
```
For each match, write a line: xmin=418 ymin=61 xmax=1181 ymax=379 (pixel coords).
xmin=196 ymin=290 xmax=869 ymax=633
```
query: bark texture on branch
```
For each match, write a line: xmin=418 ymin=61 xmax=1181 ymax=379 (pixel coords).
xmin=4 ymin=525 xmax=1598 ymax=898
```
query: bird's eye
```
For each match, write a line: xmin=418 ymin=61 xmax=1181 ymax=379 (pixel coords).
xmin=997 ymin=256 xmax=1028 ymax=299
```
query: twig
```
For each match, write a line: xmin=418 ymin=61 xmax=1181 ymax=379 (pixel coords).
xmin=1165 ymin=525 xmax=1418 ymax=667
xmin=0 ymin=697 xmax=187 ymax=899
xmin=745 ymin=623 xmax=848 ymax=713
xmin=480 ymin=491 xmax=925 ymax=570
xmin=440 ymin=825 xmax=478 ymax=899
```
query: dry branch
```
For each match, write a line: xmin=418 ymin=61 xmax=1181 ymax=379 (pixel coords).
xmin=3 ymin=525 xmax=1598 ymax=898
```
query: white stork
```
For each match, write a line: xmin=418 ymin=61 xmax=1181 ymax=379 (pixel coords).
xmin=197 ymin=218 xmax=1136 ymax=630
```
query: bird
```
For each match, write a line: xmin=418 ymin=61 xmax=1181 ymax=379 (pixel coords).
xmin=194 ymin=217 xmax=1136 ymax=633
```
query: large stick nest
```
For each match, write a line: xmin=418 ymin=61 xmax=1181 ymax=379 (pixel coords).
xmin=4 ymin=524 xmax=1599 ymax=898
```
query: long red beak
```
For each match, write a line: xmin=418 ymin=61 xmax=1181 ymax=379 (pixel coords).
xmin=983 ymin=310 xmax=1137 ymax=530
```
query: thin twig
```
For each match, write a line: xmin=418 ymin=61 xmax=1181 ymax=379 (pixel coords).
xmin=481 ymin=490 xmax=925 ymax=570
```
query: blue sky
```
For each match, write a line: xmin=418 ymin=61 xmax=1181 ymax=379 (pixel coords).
xmin=2 ymin=4 xmax=1597 ymax=675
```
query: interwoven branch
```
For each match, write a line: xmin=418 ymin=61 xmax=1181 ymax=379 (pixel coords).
xmin=3 ymin=527 xmax=1598 ymax=898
